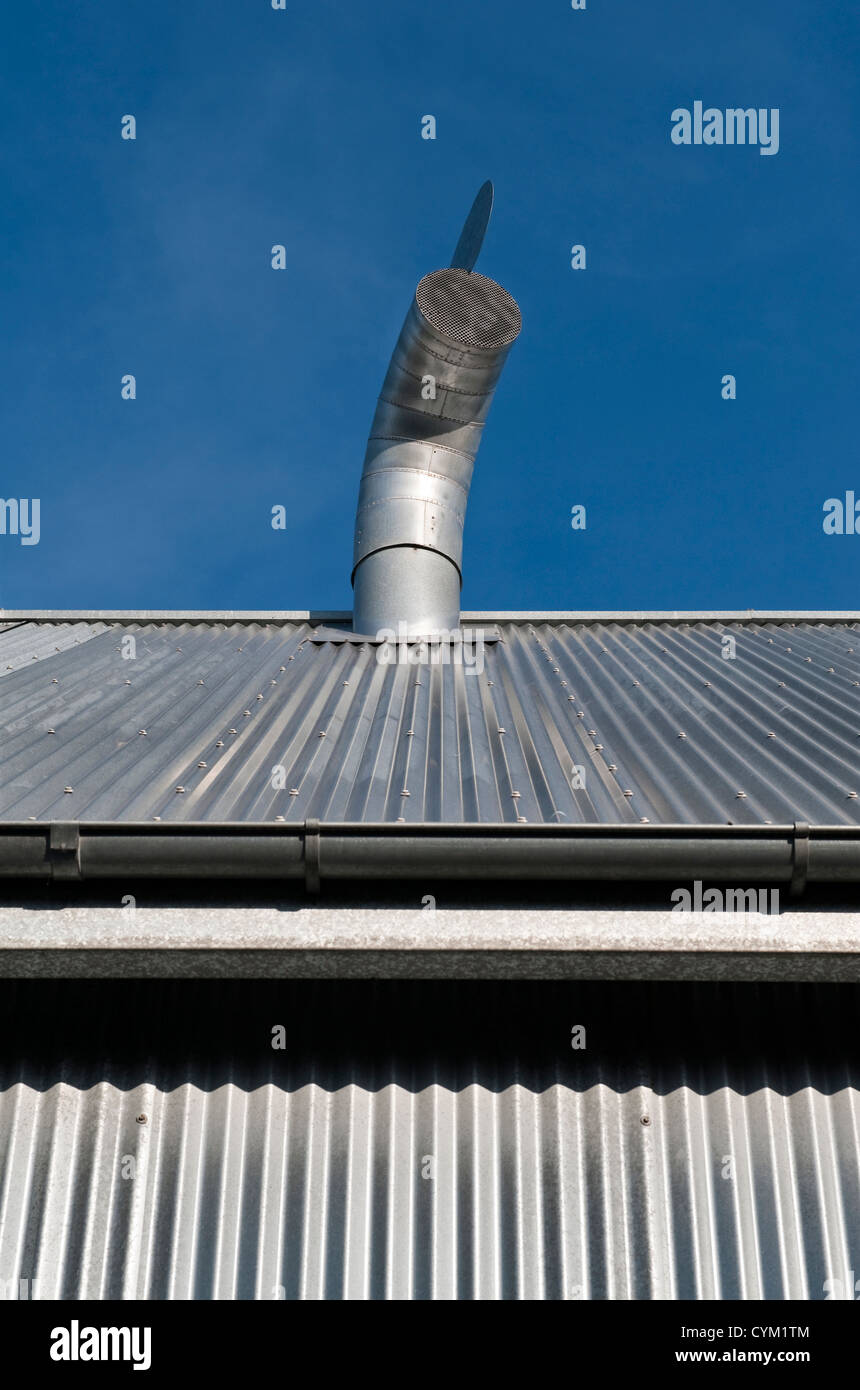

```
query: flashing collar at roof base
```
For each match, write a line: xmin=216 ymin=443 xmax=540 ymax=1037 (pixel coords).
xmin=0 ymin=821 xmax=858 ymax=894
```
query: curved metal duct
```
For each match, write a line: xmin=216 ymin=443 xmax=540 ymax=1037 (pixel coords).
xmin=352 ymin=197 xmax=521 ymax=637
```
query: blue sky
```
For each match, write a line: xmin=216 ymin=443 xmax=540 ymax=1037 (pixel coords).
xmin=1 ymin=0 xmax=858 ymax=613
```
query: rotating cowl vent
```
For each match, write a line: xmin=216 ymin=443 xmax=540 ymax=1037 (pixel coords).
xmin=351 ymin=183 xmax=521 ymax=637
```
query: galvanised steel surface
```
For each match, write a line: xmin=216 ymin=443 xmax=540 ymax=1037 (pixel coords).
xmin=0 ymin=979 xmax=857 ymax=1300
xmin=351 ymin=268 xmax=521 ymax=636
xmin=0 ymin=619 xmax=109 ymax=674
xmin=0 ymin=617 xmax=859 ymax=825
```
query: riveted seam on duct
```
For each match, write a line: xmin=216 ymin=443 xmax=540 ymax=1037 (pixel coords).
xmin=352 ymin=266 xmax=521 ymax=636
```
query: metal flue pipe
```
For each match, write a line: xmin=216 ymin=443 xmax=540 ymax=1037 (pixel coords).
xmin=352 ymin=196 xmax=521 ymax=637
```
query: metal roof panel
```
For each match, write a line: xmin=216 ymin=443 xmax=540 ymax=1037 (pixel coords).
xmin=1 ymin=618 xmax=858 ymax=825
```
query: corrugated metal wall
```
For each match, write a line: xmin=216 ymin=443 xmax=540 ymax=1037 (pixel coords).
xmin=1 ymin=981 xmax=858 ymax=1300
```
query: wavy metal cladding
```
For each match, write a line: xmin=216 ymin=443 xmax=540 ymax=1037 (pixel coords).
xmin=1 ymin=979 xmax=859 ymax=1301
xmin=0 ymin=620 xmax=109 ymax=674
xmin=0 ymin=617 xmax=859 ymax=824
xmin=352 ymin=269 xmax=521 ymax=636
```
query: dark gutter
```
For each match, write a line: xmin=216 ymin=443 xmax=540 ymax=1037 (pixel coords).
xmin=1 ymin=821 xmax=859 ymax=894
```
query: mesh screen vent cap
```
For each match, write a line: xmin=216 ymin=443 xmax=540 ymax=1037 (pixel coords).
xmin=416 ymin=268 xmax=521 ymax=351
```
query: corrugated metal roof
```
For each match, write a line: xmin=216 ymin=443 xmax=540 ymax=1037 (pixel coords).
xmin=1 ymin=617 xmax=858 ymax=825
xmin=1 ymin=979 xmax=858 ymax=1300
xmin=0 ymin=620 xmax=110 ymax=676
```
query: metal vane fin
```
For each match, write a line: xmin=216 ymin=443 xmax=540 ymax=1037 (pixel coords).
xmin=449 ymin=180 xmax=494 ymax=272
